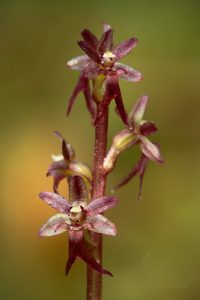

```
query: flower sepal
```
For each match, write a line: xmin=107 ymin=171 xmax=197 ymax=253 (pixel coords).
xmin=66 ymin=230 xmax=113 ymax=276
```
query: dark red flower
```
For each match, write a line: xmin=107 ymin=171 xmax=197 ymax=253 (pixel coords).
xmin=39 ymin=175 xmax=118 ymax=275
xmin=127 ymin=95 xmax=163 ymax=163
xmin=77 ymin=28 xmax=140 ymax=76
xmin=103 ymin=95 xmax=164 ymax=198
xmin=67 ymin=25 xmax=143 ymax=125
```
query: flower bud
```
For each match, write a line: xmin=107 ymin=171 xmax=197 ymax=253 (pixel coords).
xmin=103 ymin=129 xmax=136 ymax=172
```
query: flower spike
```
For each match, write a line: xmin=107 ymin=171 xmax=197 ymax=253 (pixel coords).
xmin=39 ymin=23 xmax=164 ymax=287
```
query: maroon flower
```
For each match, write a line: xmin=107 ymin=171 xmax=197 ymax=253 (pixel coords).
xmin=127 ymin=95 xmax=163 ymax=163
xmin=47 ymin=131 xmax=92 ymax=193
xmin=76 ymin=28 xmax=141 ymax=81
xmin=39 ymin=175 xmax=118 ymax=275
xmin=67 ymin=25 xmax=143 ymax=125
xmin=104 ymin=95 xmax=164 ymax=198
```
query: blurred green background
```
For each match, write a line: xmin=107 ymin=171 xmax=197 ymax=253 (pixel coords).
xmin=1 ymin=0 xmax=200 ymax=299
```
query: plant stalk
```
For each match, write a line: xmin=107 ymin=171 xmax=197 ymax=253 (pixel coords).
xmin=87 ymin=104 xmax=109 ymax=300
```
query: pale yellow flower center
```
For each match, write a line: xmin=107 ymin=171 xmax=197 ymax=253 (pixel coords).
xmin=101 ymin=51 xmax=116 ymax=68
xmin=69 ymin=201 xmax=86 ymax=223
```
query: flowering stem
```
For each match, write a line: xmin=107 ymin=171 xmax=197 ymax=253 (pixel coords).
xmin=87 ymin=105 xmax=109 ymax=300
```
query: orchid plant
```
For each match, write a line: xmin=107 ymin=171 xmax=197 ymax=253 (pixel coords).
xmin=39 ymin=24 xmax=163 ymax=299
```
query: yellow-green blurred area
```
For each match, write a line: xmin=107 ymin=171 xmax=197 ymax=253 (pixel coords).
xmin=1 ymin=0 xmax=200 ymax=299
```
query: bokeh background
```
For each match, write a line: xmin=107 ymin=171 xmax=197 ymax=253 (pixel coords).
xmin=1 ymin=0 xmax=200 ymax=299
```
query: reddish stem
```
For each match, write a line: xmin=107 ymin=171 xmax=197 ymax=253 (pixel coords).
xmin=87 ymin=105 xmax=108 ymax=300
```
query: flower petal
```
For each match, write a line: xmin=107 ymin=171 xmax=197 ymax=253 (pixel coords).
xmin=137 ymin=156 xmax=149 ymax=200
xmin=86 ymin=214 xmax=117 ymax=236
xmin=65 ymin=230 xmax=83 ymax=275
xmin=112 ymin=154 xmax=149 ymax=200
xmin=81 ymin=29 xmax=99 ymax=48
xmin=140 ymin=121 xmax=157 ymax=136
xmin=46 ymin=159 xmax=69 ymax=193
xmin=39 ymin=192 xmax=71 ymax=213
xmin=85 ymin=196 xmax=118 ymax=216
xmin=102 ymin=23 xmax=112 ymax=32
xmin=140 ymin=137 xmax=164 ymax=163
xmin=103 ymin=129 xmax=137 ymax=172
xmin=78 ymin=40 xmax=100 ymax=63
xmin=111 ymin=80 xmax=128 ymax=125
xmin=52 ymin=175 xmax=66 ymax=194
xmin=47 ymin=159 xmax=68 ymax=175
xmin=114 ymin=62 xmax=143 ymax=82
xmin=69 ymin=175 xmax=89 ymax=202
xmin=112 ymin=37 xmax=138 ymax=60
xmin=95 ymin=77 xmax=128 ymax=125
xmin=66 ymin=74 xmax=96 ymax=119
xmin=82 ymin=77 xmax=96 ymax=120
xmin=113 ymin=158 xmax=141 ymax=191
xmin=129 ymin=95 xmax=149 ymax=124
xmin=39 ymin=213 xmax=70 ymax=237
xmin=65 ymin=254 xmax=76 ymax=276
xmin=66 ymin=230 xmax=112 ymax=276
xmin=79 ymin=249 xmax=113 ymax=276
xmin=83 ymin=61 xmax=100 ymax=79
xmin=54 ymin=131 xmax=75 ymax=161
xmin=51 ymin=154 xmax=64 ymax=162
xmin=66 ymin=74 xmax=86 ymax=116
xmin=66 ymin=74 xmax=85 ymax=115
xmin=97 ymin=29 xmax=113 ymax=55
xmin=69 ymin=161 xmax=92 ymax=183
xmin=67 ymin=55 xmax=90 ymax=70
